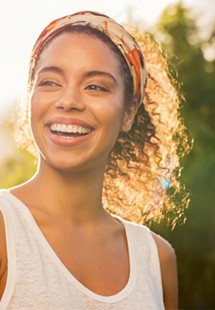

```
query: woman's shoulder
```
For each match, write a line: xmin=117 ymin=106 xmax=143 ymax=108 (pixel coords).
xmin=0 ymin=191 xmax=6 ymax=266
xmin=120 ymin=217 xmax=178 ymax=305
xmin=152 ymin=232 xmax=178 ymax=308
xmin=127 ymin=219 xmax=176 ymax=261
xmin=0 ymin=194 xmax=7 ymax=261
xmin=0 ymin=210 xmax=5 ymax=252
xmin=0 ymin=209 xmax=7 ymax=277
xmin=118 ymin=217 xmax=175 ymax=256
xmin=120 ymin=217 xmax=175 ymax=256
xmin=151 ymin=232 xmax=176 ymax=262
xmin=0 ymin=207 xmax=8 ymax=300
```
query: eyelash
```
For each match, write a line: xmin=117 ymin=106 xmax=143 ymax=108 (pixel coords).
xmin=86 ymin=84 xmax=109 ymax=92
xmin=37 ymin=80 xmax=109 ymax=92
xmin=38 ymin=80 xmax=61 ymax=87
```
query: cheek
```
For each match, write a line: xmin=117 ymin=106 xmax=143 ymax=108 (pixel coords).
xmin=100 ymin=90 xmax=125 ymax=126
xmin=28 ymin=92 xmax=44 ymax=137
xmin=29 ymin=90 xmax=48 ymax=121
xmin=98 ymin=104 xmax=125 ymax=141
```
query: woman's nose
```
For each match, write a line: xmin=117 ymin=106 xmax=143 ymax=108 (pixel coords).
xmin=55 ymin=86 xmax=85 ymax=112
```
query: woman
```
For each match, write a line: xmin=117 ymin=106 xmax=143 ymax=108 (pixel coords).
xmin=0 ymin=11 xmax=188 ymax=309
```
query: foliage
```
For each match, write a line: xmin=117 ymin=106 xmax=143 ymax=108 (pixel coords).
xmin=155 ymin=1 xmax=215 ymax=129
xmin=150 ymin=2 xmax=215 ymax=308
xmin=0 ymin=149 xmax=36 ymax=189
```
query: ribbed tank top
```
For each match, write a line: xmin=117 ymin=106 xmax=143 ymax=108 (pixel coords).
xmin=0 ymin=190 xmax=164 ymax=309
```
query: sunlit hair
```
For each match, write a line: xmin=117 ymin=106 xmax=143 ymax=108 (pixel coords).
xmin=15 ymin=25 xmax=191 ymax=227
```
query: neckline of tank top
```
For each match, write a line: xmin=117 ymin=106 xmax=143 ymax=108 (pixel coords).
xmin=3 ymin=190 xmax=138 ymax=303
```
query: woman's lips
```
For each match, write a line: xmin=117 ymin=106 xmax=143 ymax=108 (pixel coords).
xmin=50 ymin=123 xmax=92 ymax=135
xmin=45 ymin=117 xmax=95 ymax=146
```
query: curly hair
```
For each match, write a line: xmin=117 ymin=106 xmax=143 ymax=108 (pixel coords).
xmin=15 ymin=25 xmax=191 ymax=227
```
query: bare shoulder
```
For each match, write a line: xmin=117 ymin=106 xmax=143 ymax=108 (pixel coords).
xmin=0 ymin=210 xmax=7 ymax=299
xmin=152 ymin=232 xmax=178 ymax=310
xmin=152 ymin=232 xmax=176 ymax=263
xmin=0 ymin=211 xmax=5 ymax=264
xmin=0 ymin=210 xmax=7 ymax=266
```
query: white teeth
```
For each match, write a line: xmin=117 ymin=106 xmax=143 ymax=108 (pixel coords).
xmin=61 ymin=124 xmax=67 ymax=132
xmin=50 ymin=123 xmax=91 ymax=134
xmin=67 ymin=125 xmax=73 ymax=133
xmin=56 ymin=124 xmax=61 ymax=131
xmin=73 ymin=126 xmax=78 ymax=134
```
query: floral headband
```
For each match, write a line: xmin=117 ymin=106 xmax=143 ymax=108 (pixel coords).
xmin=31 ymin=11 xmax=147 ymax=105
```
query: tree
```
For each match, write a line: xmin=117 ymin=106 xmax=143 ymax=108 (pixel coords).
xmin=0 ymin=149 xmax=36 ymax=189
xmin=156 ymin=2 xmax=215 ymax=125
xmin=151 ymin=2 xmax=215 ymax=308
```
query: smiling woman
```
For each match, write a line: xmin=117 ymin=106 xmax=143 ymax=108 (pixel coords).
xmin=0 ymin=10 xmax=189 ymax=309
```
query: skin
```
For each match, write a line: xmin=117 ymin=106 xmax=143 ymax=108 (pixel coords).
xmin=0 ymin=32 xmax=178 ymax=308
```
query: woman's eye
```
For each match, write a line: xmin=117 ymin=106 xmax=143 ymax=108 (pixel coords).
xmin=38 ymin=80 xmax=61 ymax=87
xmin=86 ymin=84 xmax=109 ymax=92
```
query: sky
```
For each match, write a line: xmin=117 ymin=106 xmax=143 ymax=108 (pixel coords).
xmin=0 ymin=0 xmax=214 ymax=119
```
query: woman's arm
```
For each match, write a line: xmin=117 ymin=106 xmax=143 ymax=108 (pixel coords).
xmin=152 ymin=232 xmax=178 ymax=310
xmin=0 ymin=212 xmax=7 ymax=300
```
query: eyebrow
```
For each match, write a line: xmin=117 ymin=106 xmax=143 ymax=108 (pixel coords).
xmin=83 ymin=71 xmax=117 ymax=85
xmin=37 ymin=66 xmax=63 ymax=76
xmin=37 ymin=67 xmax=117 ymax=85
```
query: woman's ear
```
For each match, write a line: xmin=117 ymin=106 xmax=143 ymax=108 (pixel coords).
xmin=122 ymin=98 xmax=138 ymax=132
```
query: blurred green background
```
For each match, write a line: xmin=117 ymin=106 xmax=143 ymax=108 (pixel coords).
xmin=0 ymin=2 xmax=214 ymax=309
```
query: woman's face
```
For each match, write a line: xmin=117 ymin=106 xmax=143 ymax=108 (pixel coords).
xmin=30 ymin=32 xmax=135 ymax=172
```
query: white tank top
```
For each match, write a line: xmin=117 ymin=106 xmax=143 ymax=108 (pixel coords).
xmin=0 ymin=190 xmax=164 ymax=309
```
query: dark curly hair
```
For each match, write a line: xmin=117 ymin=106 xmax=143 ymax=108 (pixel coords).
xmin=15 ymin=25 xmax=191 ymax=226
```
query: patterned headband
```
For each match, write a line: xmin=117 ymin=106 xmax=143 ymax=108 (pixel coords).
xmin=32 ymin=11 xmax=147 ymax=105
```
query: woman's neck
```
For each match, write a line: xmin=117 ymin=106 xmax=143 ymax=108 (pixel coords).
xmin=11 ymin=158 xmax=107 ymax=224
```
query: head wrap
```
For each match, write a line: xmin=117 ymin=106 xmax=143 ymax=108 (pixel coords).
xmin=31 ymin=11 xmax=147 ymax=106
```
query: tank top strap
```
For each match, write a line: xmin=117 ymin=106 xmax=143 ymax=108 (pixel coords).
xmin=0 ymin=190 xmax=17 ymax=310
xmin=115 ymin=216 xmax=163 ymax=301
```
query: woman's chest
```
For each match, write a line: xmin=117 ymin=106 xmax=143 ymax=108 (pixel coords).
xmin=41 ymin=224 xmax=130 ymax=296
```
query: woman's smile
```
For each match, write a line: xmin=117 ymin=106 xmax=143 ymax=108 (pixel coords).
xmin=30 ymin=32 xmax=126 ymax=171
xmin=45 ymin=117 xmax=95 ymax=147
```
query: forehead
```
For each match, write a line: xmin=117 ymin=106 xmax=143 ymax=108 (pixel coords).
xmin=35 ymin=32 xmax=121 ymax=73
